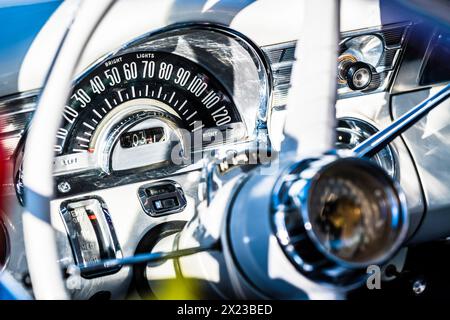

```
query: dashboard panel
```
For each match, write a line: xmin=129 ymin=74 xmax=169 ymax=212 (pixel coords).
xmin=12 ymin=24 xmax=272 ymax=198
xmin=0 ymin=0 xmax=449 ymax=301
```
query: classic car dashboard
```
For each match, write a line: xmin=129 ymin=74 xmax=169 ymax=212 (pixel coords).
xmin=39 ymin=25 xmax=269 ymax=197
xmin=0 ymin=0 xmax=449 ymax=299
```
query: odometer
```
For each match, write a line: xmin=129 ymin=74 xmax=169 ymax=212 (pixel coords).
xmin=54 ymin=51 xmax=244 ymax=156
xmin=120 ymin=127 xmax=165 ymax=149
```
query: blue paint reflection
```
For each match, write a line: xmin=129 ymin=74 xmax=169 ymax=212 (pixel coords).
xmin=0 ymin=0 xmax=61 ymax=96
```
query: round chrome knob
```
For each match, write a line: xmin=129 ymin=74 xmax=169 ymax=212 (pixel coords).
xmin=345 ymin=61 xmax=374 ymax=91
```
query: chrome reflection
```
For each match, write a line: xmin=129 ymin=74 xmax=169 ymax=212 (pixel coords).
xmin=341 ymin=34 xmax=384 ymax=67
xmin=305 ymin=158 xmax=407 ymax=266
xmin=272 ymin=156 xmax=408 ymax=286
xmin=336 ymin=117 xmax=397 ymax=179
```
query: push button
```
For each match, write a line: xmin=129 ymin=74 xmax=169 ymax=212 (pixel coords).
xmin=138 ymin=180 xmax=187 ymax=217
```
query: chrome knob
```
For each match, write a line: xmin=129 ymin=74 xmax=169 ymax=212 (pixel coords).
xmin=345 ymin=61 xmax=374 ymax=91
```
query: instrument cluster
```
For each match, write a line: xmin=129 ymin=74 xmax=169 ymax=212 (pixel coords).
xmin=13 ymin=25 xmax=271 ymax=198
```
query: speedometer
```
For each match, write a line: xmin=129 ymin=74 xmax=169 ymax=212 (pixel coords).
xmin=34 ymin=25 xmax=271 ymax=197
xmin=53 ymin=51 xmax=246 ymax=175
xmin=56 ymin=51 xmax=244 ymax=154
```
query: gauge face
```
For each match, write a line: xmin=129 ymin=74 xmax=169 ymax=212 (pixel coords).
xmin=55 ymin=51 xmax=243 ymax=156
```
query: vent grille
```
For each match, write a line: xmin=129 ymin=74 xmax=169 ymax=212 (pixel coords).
xmin=0 ymin=92 xmax=38 ymax=160
xmin=262 ymin=23 xmax=410 ymax=109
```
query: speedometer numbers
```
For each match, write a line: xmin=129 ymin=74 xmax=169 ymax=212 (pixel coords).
xmin=55 ymin=51 xmax=243 ymax=156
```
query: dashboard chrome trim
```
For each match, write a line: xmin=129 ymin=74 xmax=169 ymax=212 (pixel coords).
xmin=59 ymin=195 xmax=123 ymax=279
xmin=262 ymin=22 xmax=412 ymax=110
xmin=0 ymin=90 xmax=39 ymax=160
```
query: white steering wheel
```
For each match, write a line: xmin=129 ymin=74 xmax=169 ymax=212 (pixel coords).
xmin=22 ymin=0 xmax=339 ymax=299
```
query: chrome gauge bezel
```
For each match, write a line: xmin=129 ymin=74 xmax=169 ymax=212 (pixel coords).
xmin=43 ymin=23 xmax=273 ymax=198
xmin=336 ymin=117 xmax=399 ymax=179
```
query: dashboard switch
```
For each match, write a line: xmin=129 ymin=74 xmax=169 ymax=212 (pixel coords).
xmin=345 ymin=61 xmax=375 ymax=91
xmin=60 ymin=196 xmax=122 ymax=278
xmin=138 ymin=181 xmax=187 ymax=217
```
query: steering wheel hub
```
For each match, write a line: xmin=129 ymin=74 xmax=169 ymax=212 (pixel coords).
xmin=271 ymin=156 xmax=408 ymax=285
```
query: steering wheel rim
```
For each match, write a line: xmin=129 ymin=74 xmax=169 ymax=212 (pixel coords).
xmin=282 ymin=0 xmax=338 ymax=157
xmin=21 ymin=0 xmax=340 ymax=300
xmin=22 ymin=0 xmax=116 ymax=300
